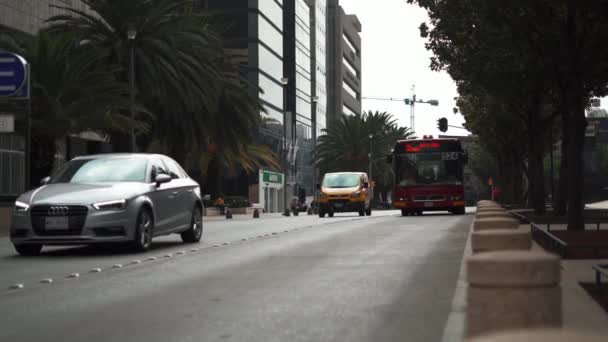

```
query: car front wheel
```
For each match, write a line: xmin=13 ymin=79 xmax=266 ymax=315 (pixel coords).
xmin=132 ymin=208 xmax=154 ymax=252
xmin=14 ymin=244 xmax=42 ymax=256
xmin=181 ymin=206 xmax=203 ymax=243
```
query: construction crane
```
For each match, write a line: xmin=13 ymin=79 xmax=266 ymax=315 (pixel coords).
xmin=362 ymin=85 xmax=439 ymax=132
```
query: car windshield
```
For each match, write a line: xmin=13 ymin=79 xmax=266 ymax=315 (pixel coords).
xmin=50 ymin=158 xmax=149 ymax=184
xmin=322 ymin=174 xmax=361 ymax=188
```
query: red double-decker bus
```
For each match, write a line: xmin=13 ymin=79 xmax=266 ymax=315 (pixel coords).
xmin=389 ymin=137 xmax=467 ymax=216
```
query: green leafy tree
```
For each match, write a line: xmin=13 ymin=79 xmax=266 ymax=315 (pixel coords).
xmin=0 ymin=29 xmax=140 ymax=186
xmin=47 ymin=0 xmax=278 ymax=184
xmin=316 ymin=111 xmax=415 ymax=200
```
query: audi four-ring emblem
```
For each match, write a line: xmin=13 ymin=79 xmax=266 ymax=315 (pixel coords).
xmin=47 ymin=206 xmax=69 ymax=216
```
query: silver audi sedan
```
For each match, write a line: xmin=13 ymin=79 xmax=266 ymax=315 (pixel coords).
xmin=10 ymin=153 xmax=203 ymax=256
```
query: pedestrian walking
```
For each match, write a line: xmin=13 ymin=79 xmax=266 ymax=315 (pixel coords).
xmin=215 ymin=195 xmax=226 ymax=215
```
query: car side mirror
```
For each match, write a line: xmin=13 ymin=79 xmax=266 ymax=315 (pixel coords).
xmin=155 ymin=174 xmax=172 ymax=186
xmin=41 ymin=176 xmax=50 ymax=185
xmin=362 ymin=182 xmax=369 ymax=189
xmin=386 ymin=155 xmax=393 ymax=164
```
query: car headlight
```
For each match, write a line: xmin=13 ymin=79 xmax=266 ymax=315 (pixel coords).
xmin=14 ymin=201 xmax=30 ymax=212
xmin=93 ymin=199 xmax=127 ymax=211
xmin=351 ymin=191 xmax=361 ymax=198
xmin=320 ymin=193 xmax=328 ymax=199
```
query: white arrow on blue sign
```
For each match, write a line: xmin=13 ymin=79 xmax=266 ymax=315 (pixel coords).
xmin=0 ymin=52 xmax=29 ymax=99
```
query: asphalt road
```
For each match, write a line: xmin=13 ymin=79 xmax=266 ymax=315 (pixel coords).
xmin=0 ymin=210 xmax=472 ymax=342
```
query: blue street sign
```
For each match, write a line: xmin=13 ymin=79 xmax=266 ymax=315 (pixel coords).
xmin=0 ymin=52 xmax=29 ymax=99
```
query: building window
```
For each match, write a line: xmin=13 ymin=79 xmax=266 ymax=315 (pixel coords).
xmin=343 ymin=80 xmax=358 ymax=100
xmin=343 ymin=32 xmax=358 ymax=56
xmin=258 ymin=0 xmax=283 ymax=30
xmin=259 ymin=44 xmax=283 ymax=81
xmin=342 ymin=56 xmax=358 ymax=77
xmin=343 ymin=103 xmax=358 ymax=116
xmin=258 ymin=15 xmax=283 ymax=55
xmin=259 ymin=73 xmax=283 ymax=110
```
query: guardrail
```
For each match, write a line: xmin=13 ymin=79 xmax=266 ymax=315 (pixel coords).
xmin=530 ymin=222 xmax=567 ymax=257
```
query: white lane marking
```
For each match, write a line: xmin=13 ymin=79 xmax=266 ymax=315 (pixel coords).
xmin=40 ymin=278 xmax=53 ymax=284
xmin=67 ymin=273 xmax=80 ymax=278
xmin=10 ymin=283 xmax=24 ymax=290
xmin=147 ymin=256 xmax=157 ymax=261
xmin=113 ymin=264 xmax=123 ymax=269
xmin=90 ymin=268 xmax=102 ymax=273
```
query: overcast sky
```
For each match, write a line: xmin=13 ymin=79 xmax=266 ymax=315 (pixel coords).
xmin=340 ymin=0 xmax=470 ymax=137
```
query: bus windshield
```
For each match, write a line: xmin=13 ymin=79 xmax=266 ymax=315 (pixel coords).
xmin=396 ymin=152 xmax=462 ymax=186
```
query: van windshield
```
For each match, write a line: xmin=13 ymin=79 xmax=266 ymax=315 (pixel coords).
xmin=322 ymin=174 xmax=361 ymax=188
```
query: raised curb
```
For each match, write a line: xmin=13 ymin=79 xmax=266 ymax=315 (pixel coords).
xmin=473 ymin=217 xmax=519 ymax=231
xmin=469 ymin=329 xmax=605 ymax=342
xmin=467 ymin=251 xmax=560 ymax=287
xmin=471 ymin=229 xmax=531 ymax=253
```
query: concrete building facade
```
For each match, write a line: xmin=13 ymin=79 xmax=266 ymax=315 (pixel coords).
xmin=0 ymin=0 xmax=90 ymax=34
xmin=327 ymin=0 xmax=362 ymax=124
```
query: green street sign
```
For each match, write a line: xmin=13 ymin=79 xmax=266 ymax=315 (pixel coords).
xmin=262 ymin=170 xmax=283 ymax=184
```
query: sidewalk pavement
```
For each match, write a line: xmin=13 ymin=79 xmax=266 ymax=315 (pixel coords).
xmin=441 ymin=221 xmax=608 ymax=342
xmin=203 ymin=212 xmax=296 ymax=221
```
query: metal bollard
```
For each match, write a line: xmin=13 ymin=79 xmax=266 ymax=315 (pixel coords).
xmin=253 ymin=209 xmax=260 ymax=218
xmin=225 ymin=208 xmax=233 ymax=219
xmin=283 ymin=209 xmax=291 ymax=217
xmin=307 ymin=208 xmax=313 ymax=215
xmin=467 ymin=251 xmax=561 ymax=338
xmin=293 ymin=209 xmax=299 ymax=216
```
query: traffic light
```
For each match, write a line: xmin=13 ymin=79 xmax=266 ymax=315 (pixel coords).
xmin=437 ymin=117 xmax=448 ymax=132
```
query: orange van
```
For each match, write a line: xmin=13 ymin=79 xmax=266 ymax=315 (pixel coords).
xmin=318 ymin=172 xmax=372 ymax=217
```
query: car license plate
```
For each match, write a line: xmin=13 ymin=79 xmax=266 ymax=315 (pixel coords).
xmin=424 ymin=202 xmax=434 ymax=208
xmin=334 ymin=203 xmax=343 ymax=208
xmin=45 ymin=217 xmax=69 ymax=230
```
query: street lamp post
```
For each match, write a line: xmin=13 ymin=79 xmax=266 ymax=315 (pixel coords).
xmin=368 ymin=134 xmax=373 ymax=201
xmin=127 ymin=27 xmax=137 ymax=152
xmin=281 ymin=77 xmax=290 ymax=216
xmin=312 ymin=96 xmax=319 ymax=214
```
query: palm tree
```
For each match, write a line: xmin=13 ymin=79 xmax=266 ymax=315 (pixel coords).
xmin=46 ymin=0 xmax=224 ymax=151
xmin=0 ymin=29 xmax=140 ymax=185
xmin=316 ymin=111 xmax=414 ymax=200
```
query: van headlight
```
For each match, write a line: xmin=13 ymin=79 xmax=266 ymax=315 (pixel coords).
xmin=14 ymin=201 xmax=30 ymax=212
xmin=93 ymin=199 xmax=127 ymax=211
xmin=351 ymin=191 xmax=361 ymax=198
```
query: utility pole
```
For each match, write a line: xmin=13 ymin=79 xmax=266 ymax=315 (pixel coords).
xmin=281 ymin=77 xmax=290 ymax=216
xmin=368 ymin=134 xmax=373 ymax=199
xmin=127 ymin=26 xmax=137 ymax=152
